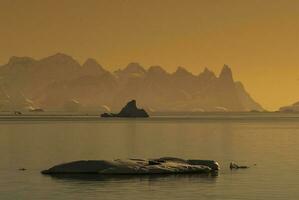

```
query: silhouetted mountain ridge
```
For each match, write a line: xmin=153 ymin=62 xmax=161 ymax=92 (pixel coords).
xmin=0 ymin=53 xmax=263 ymax=112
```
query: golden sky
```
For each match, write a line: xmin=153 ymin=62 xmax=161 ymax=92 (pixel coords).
xmin=1 ymin=0 xmax=299 ymax=110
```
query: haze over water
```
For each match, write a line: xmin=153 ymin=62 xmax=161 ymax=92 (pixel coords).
xmin=1 ymin=113 xmax=299 ymax=200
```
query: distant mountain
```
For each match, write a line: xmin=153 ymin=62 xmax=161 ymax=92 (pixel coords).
xmin=279 ymin=101 xmax=299 ymax=112
xmin=0 ymin=53 xmax=263 ymax=112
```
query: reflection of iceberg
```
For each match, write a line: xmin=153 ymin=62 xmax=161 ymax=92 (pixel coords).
xmin=42 ymin=157 xmax=219 ymax=175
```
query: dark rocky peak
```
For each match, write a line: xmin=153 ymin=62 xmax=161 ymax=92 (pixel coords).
xmin=101 ymin=100 xmax=149 ymax=118
xmin=8 ymin=56 xmax=36 ymax=66
xmin=219 ymin=64 xmax=234 ymax=82
xmin=118 ymin=100 xmax=149 ymax=117
xmin=123 ymin=99 xmax=138 ymax=110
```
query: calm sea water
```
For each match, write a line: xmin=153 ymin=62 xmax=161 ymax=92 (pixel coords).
xmin=0 ymin=113 xmax=299 ymax=200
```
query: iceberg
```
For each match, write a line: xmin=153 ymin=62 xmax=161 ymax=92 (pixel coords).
xmin=101 ymin=100 xmax=149 ymax=118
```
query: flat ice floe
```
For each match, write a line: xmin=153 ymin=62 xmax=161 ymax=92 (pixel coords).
xmin=41 ymin=157 xmax=219 ymax=175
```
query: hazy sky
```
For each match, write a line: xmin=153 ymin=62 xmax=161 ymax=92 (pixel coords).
xmin=1 ymin=0 xmax=299 ymax=110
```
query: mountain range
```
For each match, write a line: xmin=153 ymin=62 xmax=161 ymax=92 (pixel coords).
xmin=0 ymin=53 xmax=263 ymax=112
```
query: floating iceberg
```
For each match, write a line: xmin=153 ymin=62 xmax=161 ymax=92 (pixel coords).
xmin=101 ymin=100 xmax=149 ymax=118
xmin=41 ymin=157 xmax=219 ymax=175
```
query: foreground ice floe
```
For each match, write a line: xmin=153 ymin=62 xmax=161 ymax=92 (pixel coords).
xmin=41 ymin=157 xmax=219 ymax=175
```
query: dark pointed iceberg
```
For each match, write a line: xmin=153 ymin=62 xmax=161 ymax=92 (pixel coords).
xmin=101 ymin=100 xmax=149 ymax=118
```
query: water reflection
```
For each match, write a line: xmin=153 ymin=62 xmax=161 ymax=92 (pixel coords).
xmin=46 ymin=173 xmax=218 ymax=184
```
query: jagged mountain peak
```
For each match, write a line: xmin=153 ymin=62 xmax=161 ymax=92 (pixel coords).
xmin=114 ymin=62 xmax=146 ymax=80
xmin=83 ymin=58 xmax=105 ymax=70
xmin=148 ymin=66 xmax=167 ymax=75
xmin=219 ymin=64 xmax=234 ymax=82
xmin=174 ymin=66 xmax=193 ymax=77
xmin=40 ymin=53 xmax=80 ymax=66
xmin=82 ymin=58 xmax=108 ymax=75
xmin=45 ymin=52 xmax=72 ymax=59
xmin=199 ymin=67 xmax=216 ymax=79
xmin=83 ymin=58 xmax=99 ymax=66
xmin=123 ymin=62 xmax=146 ymax=74
xmin=203 ymin=67 xmax=213 ymax=74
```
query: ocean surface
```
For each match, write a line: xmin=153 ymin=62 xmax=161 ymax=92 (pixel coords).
xmin=0 ymin=113 xmax=299 ymax=200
